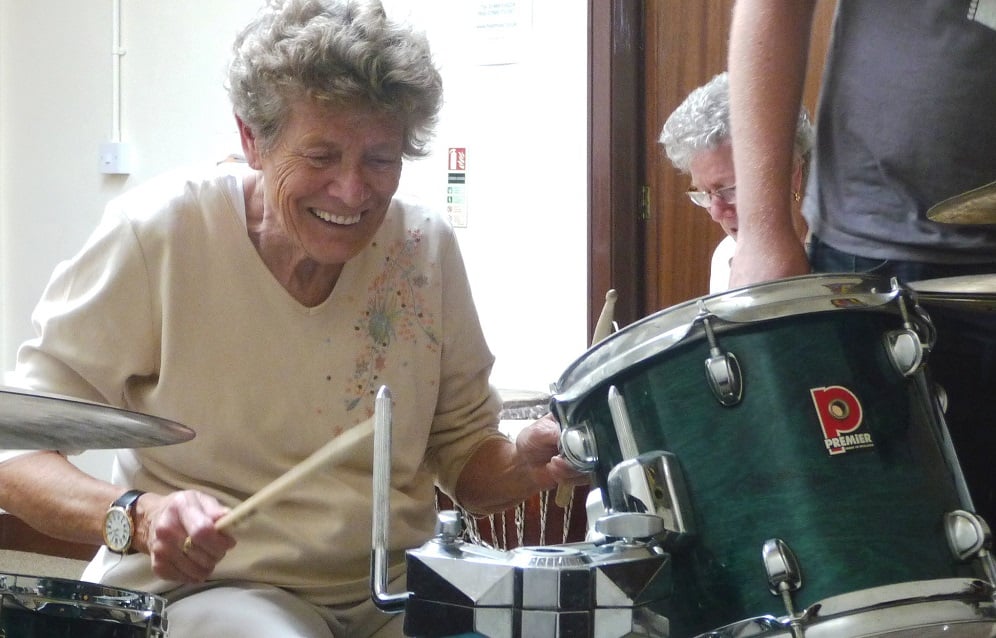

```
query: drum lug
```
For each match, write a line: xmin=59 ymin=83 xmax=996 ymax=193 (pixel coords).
xmin=945 ymin=510 xmax=996 ymax=592
xmin=884 ymin=326 xmax=927 ymax=377
xmin=697 ymin=303 xmax=743 ymax=406
xmin=896 ymin=277 xmax=938 ymax=350
xmin=886 ymin=278 xmax=935 ymax=376
xmin=763 ymin=538 xmax=804 ymax=619
xmin=946 ymin=509 xmax=993 ymax=559
xmin=705 ymin=351 xmax=743 ymax=407
xmin=559 ymin=422 xmax=598 ymax=472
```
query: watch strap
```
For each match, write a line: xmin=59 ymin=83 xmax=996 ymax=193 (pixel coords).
xmin=112 ymin=489 xmax=146 ymax=512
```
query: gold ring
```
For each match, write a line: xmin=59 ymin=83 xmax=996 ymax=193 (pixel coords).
xmin=182 ymin=536 xmax=193 ymax=555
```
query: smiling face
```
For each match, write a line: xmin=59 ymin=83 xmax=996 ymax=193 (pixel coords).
xmin=688 ymin=142 xmax=738 ymax=239
xmin=240 ymin=97 xmax=405 ymax=275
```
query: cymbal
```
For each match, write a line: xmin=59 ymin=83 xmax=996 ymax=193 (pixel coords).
xmin=0 ymin=386 xmax=195 ymax=449
xmin=927 ymin=180 xmax=996 ymax=224
xmin=908 ymin=274 xmax=996 ymax=312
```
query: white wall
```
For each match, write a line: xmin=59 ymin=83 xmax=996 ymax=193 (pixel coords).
xmin=386 ymin=0 xmax=589 ymax=392
xmin=0 ymin=2 xmax=587 ymax=443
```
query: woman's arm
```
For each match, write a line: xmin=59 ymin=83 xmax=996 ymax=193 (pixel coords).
xmin=454 ymin=416 xmax=584 ymax=515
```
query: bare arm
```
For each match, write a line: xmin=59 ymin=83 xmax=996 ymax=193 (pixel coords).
xmin=728 ymin=0 xmax=817 ymax=286
xmin=0 ymin=451 xmax=235 ymax=582
xmin=1 ymin=451 xmax=126 ymax=546
xmin=454 ymin=416 xmax=585 ymax=515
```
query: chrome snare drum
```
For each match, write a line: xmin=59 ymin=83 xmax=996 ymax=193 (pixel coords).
xmin=552 ymin=274 xmax=996 ymax=637
xmin=0 ymin=573 xmax=166 ymax=637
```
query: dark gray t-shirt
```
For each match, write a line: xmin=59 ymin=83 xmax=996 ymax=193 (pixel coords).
xmin=804 ymin=0 xmax=996 ymax=263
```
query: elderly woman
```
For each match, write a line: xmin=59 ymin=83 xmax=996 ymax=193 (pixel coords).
xmin=660 ymin=71 xmax=814 ymax=293
xmin=0 ymin=1 xmax=578 ymax=635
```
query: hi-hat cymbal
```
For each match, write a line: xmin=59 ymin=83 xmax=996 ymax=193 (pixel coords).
xmin=927 ymin=180 xmax=996 ymax=224
xmin=908 ymin=274 xmax=996 ymax=312
xmin=0 ymin=386 xmax=195 ymax=449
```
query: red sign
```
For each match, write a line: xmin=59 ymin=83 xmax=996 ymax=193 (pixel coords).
xmin=448 ymin=147 xmax=466 ymax=172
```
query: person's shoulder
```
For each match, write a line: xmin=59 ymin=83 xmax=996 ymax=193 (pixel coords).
xmin=391 ymin=193 xmax=445 ymax=219
xmin=388 ymin=194 xmax=454 ymax=236
xmin=108 ymin=163 xmax=241 ymax=221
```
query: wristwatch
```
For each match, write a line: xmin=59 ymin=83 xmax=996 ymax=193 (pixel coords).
xmin=102 ymin=489 xmax=145 ymax=553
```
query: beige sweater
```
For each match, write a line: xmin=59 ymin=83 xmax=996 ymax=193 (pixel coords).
xmin=15 ymin=164 xmax=504 ymax=605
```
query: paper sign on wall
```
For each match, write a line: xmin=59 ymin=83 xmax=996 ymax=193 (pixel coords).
xmin=474 ymin=0 xmax=531 ymax=65
xmin=447 ymin=147 xmax=468 ymax=228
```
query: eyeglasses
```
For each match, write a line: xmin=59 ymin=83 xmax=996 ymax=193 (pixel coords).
xmin=687 ymin=184 xmax=736 ymax=208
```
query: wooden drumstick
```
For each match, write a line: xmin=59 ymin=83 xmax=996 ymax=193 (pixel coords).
xmin=591 ymin=288 xmax=618 ymax=345
xmin=555 ymin=288 xmax=619 ymax=508
xmin=214 ymin=416 xmax=374 ymax=532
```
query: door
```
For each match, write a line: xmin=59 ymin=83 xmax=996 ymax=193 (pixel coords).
xmin=640 ymin=0 xmax=837 ymax=313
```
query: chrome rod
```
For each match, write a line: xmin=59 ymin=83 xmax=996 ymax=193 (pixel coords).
xmin=607 ymin=385 xmax=639 ymax=460
xmin=370 ymin=385 xmax=408 ymax=612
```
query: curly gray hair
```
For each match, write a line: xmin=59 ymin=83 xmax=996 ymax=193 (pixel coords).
xmin=660 ymin=71 xmax=814 ymax=173
xmin=228 ymin=0 xmax=443 ymax=158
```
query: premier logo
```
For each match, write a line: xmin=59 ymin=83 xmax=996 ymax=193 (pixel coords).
xmin=810 ymin=385 xmax=874 ymax=456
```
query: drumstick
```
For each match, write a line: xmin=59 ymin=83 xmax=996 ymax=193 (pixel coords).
xmin=555 ymin=289 xmax=619 ymax=508
xmin=214 ymin=416 xmax=374 ymax=532
xmin=591 ymin=289 xmax=618 ymax=344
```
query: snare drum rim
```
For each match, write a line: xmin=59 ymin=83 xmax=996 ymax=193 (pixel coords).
xmin=551 ymin=273 xmax=903 ymax=421
xmin=0 ymin=572 xmax=166 ymax=627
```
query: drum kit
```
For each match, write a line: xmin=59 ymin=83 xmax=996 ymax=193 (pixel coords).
xmin=1 ymin=186 xmax=995 ymax=637
xmin=374 ymin=272 xmax=996 ymax=638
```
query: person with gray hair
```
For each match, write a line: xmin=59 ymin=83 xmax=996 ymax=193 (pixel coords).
xmin=660 ymin=71 xmax=813 ymax=292
xmin=0 ymin=1 xmax=581 ymax=635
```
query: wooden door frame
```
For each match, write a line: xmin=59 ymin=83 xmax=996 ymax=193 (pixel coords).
xmin=588 ymin=0 xmax=644 ymax=339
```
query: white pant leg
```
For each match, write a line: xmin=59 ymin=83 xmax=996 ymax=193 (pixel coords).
xmin=333 ymin=596 xmax=405 ymax=638
xmin=163 ymin=579 xmax=407 ymax=638
xmin=165 ymin=582 xmax=336 ymax=638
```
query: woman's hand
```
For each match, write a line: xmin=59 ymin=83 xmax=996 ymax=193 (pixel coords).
xmin=137 ymin=490 xmax=237 ymax=583
xmin=514 ymin=415 xmax=589 ymax=492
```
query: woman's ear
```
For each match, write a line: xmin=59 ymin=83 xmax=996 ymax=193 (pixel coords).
xmin=236 ymin=115 xmax=263 ymax=170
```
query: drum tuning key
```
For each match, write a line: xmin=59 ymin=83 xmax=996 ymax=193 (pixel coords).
xmin=695 ymin=301 xmax=743 ymax=407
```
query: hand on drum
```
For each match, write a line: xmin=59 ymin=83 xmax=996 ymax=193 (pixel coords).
xmin=514 ymin=415 xmax=589 ymax=492
xmin=729 ymin=230 xmax=809 ymax=288
xmin=140 ymin=490 xmax=236 ymax=583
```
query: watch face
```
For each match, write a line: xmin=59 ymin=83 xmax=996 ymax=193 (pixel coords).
xmin=104 ymin=507 xmax=132 ymax=552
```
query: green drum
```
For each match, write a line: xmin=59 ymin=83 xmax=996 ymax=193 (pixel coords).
xmin=552 ymin=274 xmax=993 ymax=637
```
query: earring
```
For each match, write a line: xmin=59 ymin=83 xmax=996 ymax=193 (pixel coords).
xmin=793 ymin=191 xmax=802 ymax=203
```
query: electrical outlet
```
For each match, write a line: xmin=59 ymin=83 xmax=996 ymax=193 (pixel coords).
xmin=99 ymin=141 xmax=133 ymax=175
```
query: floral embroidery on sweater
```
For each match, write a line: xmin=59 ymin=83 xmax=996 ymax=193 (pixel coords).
xmin=346 ymin=229 xmax=439 ymax=411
